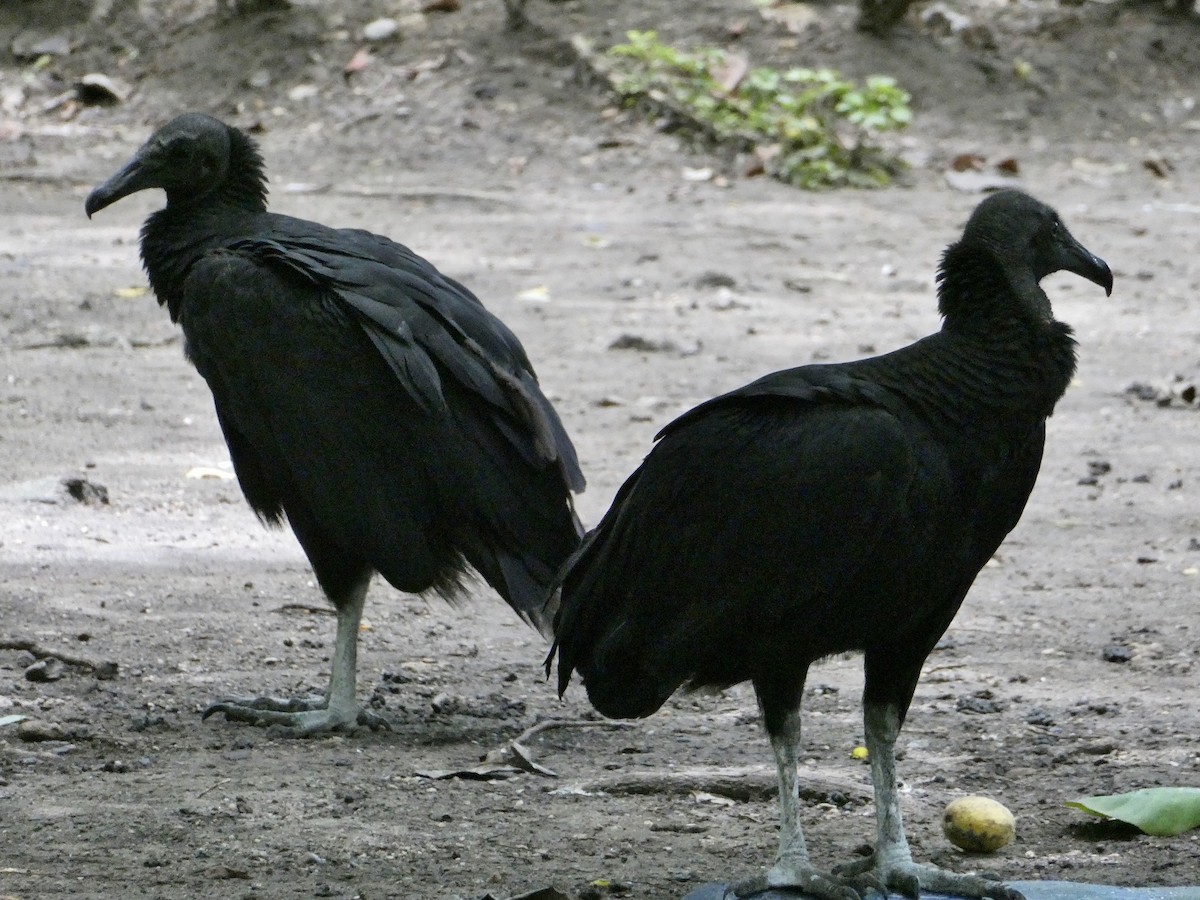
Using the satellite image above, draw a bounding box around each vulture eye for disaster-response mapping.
[162,141,192,166]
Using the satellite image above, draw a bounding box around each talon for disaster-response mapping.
[844,872,887,897]
[356,709,392,731]
[895,872,921,899]
[832,855,875,878]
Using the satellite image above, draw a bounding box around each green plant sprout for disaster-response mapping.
[608,30,912,189]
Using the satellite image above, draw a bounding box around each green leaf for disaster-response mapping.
[1066,787,1200,837]
[602,31,910,190]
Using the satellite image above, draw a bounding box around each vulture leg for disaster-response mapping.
[203,576,389,734]
[728,698,859,900]
[834,701,1023,900]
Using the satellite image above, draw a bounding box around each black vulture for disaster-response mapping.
[549,191,1112,899]
[86,114,584,734]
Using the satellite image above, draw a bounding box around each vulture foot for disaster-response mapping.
[834,854,1023,900]
[725,861,861,900]
[202,695,390,734]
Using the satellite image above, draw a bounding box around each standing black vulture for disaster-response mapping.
[86,113,584,734]
[549,191,1111,899]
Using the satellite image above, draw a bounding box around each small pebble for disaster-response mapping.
[17,719,66,742]
[1025,707,1056,727]
[1102,643,1133,663]
[25,657,65,683]
[362,17,398,42]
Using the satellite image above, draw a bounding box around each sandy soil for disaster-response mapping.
[1,1,1198,898]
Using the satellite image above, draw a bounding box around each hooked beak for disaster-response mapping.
[85,152,160,218]
[1056,229,1113,297]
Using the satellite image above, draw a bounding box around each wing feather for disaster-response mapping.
[226,228,583,491]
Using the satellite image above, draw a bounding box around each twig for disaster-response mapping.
[0,638,116,676]
[275,603,334,616]
[481,719,638,778]
[512,718,636,745]
[569,766,871,805]
[196,778,232,798]
[922,663,968,674]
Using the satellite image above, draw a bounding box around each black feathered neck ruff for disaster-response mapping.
[935,239,1052,330]
[213,125,269,213]
[884,238,1079,429]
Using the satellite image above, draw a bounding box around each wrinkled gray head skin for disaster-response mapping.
[964,189,1113,297]
[85,113,235,216]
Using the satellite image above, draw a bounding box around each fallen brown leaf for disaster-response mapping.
[950,153,986,172]
[996,156,1020,175]
[710,52,749,94]
[343,47,373,77]
[1144,156,1173,178]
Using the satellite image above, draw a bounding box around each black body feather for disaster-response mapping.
[550,190,1110,732]
[88,114,583,635]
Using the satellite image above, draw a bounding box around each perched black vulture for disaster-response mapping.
[86,114,584,734]
[549,191,1111,899]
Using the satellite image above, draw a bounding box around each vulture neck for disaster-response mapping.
[140,135,268,323]
[865,245,1078,433]
[936,240,1051,328]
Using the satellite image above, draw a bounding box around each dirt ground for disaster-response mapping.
[1,1,1198,898]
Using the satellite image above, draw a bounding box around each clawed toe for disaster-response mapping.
[202,695,325,720]
[835,856,1024,900]
[840,870,888,898]
[726,867,861,900]
[832,851,887,897]
[201,695,389,734]
[356,708,391,731]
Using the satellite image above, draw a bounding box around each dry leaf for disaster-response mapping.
[416,764,524,780]
[1144,156,1173,178]
[710,53,748,94]
[343,47,373,77]
[76,73,127,105]
[949,153,986,172]
[481,741,558,777]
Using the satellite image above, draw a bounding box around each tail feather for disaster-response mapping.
[548,488,681,720]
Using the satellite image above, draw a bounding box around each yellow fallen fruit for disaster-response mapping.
[942,796,1015,852]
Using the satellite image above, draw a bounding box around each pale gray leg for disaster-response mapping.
[203,577,389,734]
[727,710,858,900]
[834,701,1022,900]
